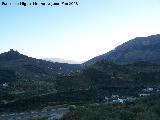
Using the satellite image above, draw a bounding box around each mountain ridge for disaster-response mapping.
[85,34,160,65]
[0,49,82,84]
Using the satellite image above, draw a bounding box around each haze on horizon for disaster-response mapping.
[1,0,160,62]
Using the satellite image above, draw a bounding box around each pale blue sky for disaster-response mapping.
[0,0,160,62]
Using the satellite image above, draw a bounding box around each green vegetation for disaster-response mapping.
[1,50,160,115]
[56,60,160,98]
[62,95,160,120]
[1,59,160,113]
[0,50,82,113]
[0,90,94,113]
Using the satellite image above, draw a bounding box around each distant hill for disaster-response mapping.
[0,49,82,84]
[43,58,82,64]
[85,34,160,65]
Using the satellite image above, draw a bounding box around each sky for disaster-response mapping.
[0,0,160,62]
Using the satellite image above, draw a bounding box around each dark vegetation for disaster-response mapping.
[1,57,160,113]
[56,60,160,98]
[0,50,82,113]
[62,95,160,120]
[0,35,160,120]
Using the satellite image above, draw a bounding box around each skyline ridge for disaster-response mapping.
[1,33,160,64]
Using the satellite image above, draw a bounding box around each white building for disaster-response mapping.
[118,98,124,103]
[139,93,150,97]
[2,83,8,87]
[112,95,119,98]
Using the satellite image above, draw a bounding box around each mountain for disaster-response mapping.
[85,34,160,65]
[0,49,27,62]
[1,52,160,113]
[43,58,82,64]
[0,49,82,84]
[56,60,160,98]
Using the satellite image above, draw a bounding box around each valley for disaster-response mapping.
[1,35,160,119]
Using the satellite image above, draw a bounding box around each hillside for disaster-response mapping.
[1,59,160,113]
[85,34,160,65]
[62,95,160,120]
[0,49,82,108]
[55,60,160,100]
[0,49,82,84]
[1,49,160,113]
